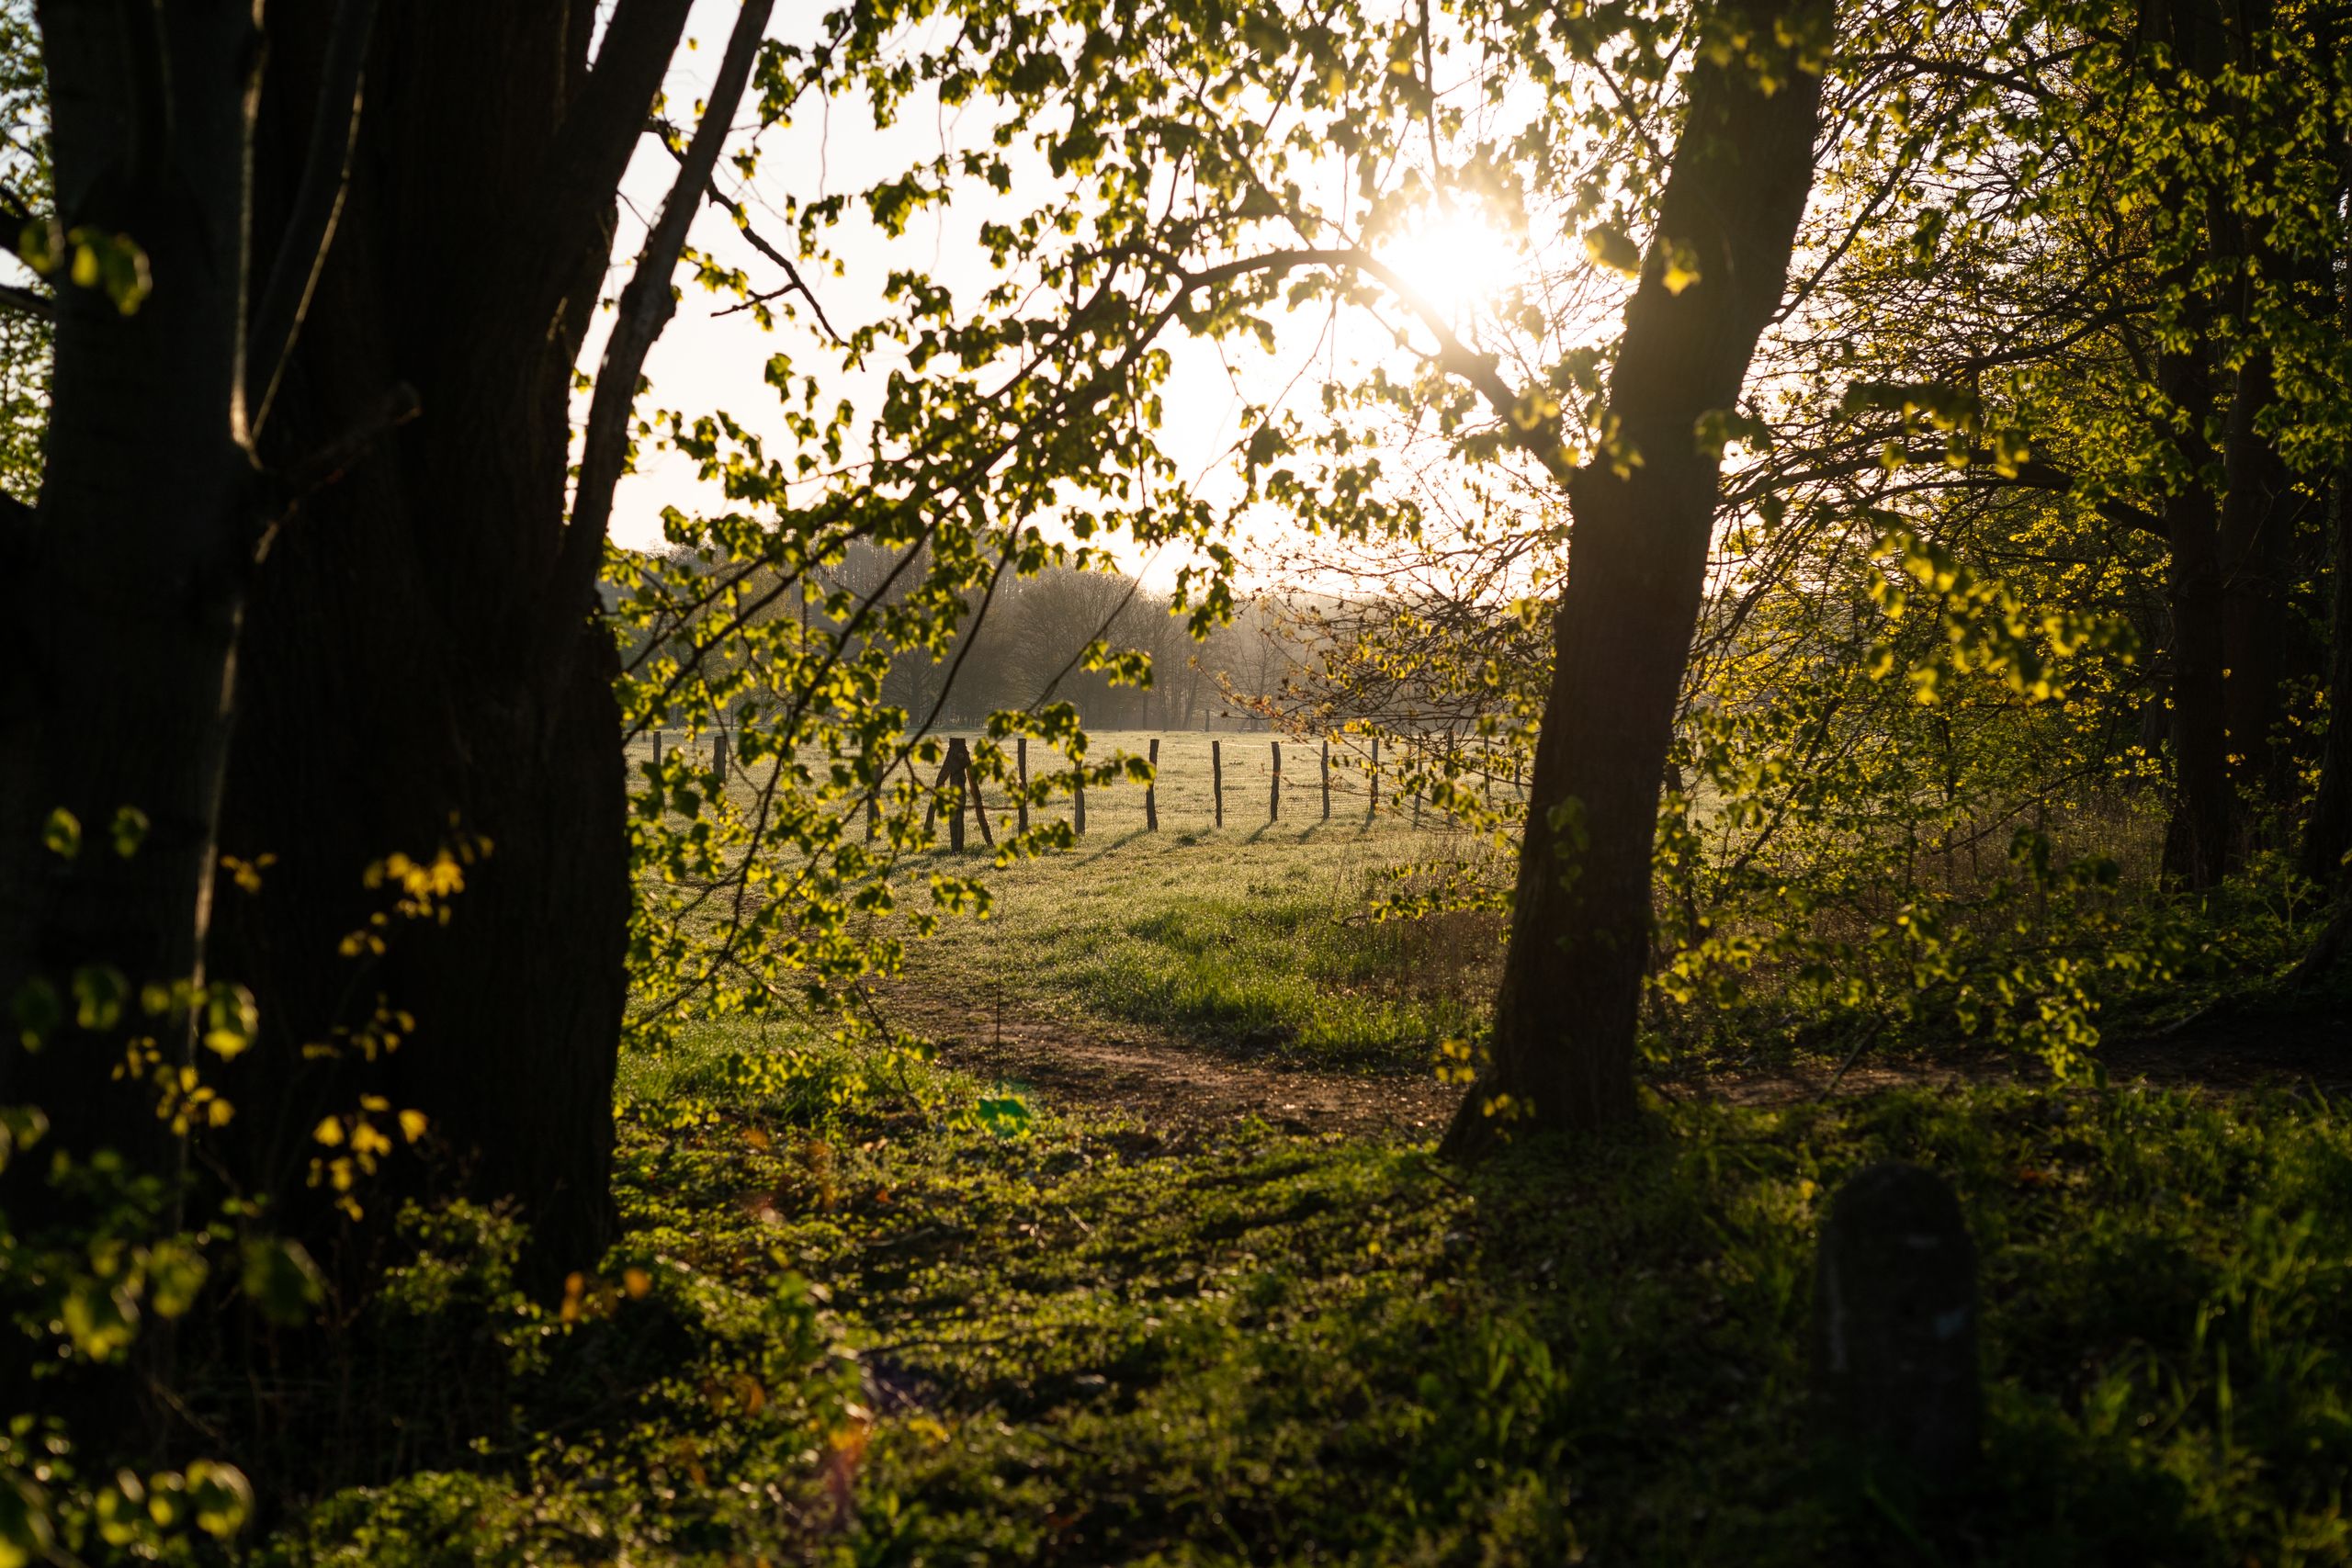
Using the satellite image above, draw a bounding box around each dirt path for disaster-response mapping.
[883,988,1458,1137]
[881,987,2351,1138]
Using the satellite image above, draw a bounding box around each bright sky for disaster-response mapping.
[599,4,1547,592]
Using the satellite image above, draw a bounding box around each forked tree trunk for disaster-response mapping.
[203,3,690,1276]
[1442,0,1830,1153]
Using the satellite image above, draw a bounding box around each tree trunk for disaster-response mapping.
[2214,0,2305,809]
[1442,0,1829,1153]
[2165,477,2235,887]
[2220,347,2298,800]
[3,3,261,1161]
[2299,174,2352,887]
[204,3,686,1277]
[2303,463,2352,886]
[2151,0,2235,887]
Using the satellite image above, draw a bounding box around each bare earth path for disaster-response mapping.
[881,987,1458,1136]
[883,985,2352,1137]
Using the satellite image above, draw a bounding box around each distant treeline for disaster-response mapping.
[628,541,1294,732]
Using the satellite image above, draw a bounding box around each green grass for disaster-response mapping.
[277,1021,2352,1566]
[893,730,1509,1069]
[280,773,2352,1563]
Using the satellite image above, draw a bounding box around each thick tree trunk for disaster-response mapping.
[4,5,255,1156]
[1442,0,1829,1152]
[0,1,277,1455]
[205,3,684,1277]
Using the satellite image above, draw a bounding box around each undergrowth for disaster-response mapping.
[267,1021,2352,1566]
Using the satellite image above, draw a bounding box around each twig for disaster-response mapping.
[652,117,844,344]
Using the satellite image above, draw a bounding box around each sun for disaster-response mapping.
[1375,214,1521,324]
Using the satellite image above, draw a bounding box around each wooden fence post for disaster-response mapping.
[652,730,662,767]
[713,728,727,785]
[1414,736,1425,827]
[1321,739,1331,820]
[1212,739,1224,827]
[865,779,879,842]
[944,737,970,852]
[1016,738,1030,836]
[1368,735,1380,819]
[1270,740,1282,823]
[1074,762,1086,836]
[967,748,995,849]
[1146,738,1159,831]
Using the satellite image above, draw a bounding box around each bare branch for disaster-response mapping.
[0,283,51,319]
[542,0,774,679]
[521,0,695,325]
[245,0,381,446]
[650,118,844,344]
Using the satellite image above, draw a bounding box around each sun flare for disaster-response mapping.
[1375,214,1521,323]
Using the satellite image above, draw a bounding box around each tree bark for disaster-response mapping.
[1442,0,1829,1152]
[2219,347,2298,799]
[2298,149,2352,887]
[206,2,691,1277]
[2150,0,2236,887]
[4,4,258,1156]
[2213,0,2307,810]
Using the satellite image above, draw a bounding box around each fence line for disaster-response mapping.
[640,728,1522,847]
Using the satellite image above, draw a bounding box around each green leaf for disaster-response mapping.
[0,1475,56,1568]
[200,982,259,1060]
[10,979,60,1052]
[62,1280,140,1359]
[71,964,128,1032]
[0,1105,48,1174]
[182,1461,253,1540]
[145,1240,209,1319]
[240,1236,325,1325]
[973,1093,1035,1138]
[1582,224,1641,276]
[110,806,151,857]
[40,807,79,859]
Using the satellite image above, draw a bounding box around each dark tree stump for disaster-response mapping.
[1811,1162,1982,1484]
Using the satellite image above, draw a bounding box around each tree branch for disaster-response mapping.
[244,0,381,446]
[0,282,51,319]
[1732,443,2169,538]
[521,0,696,326]
[541,0,773,680]
[650,118,843,344]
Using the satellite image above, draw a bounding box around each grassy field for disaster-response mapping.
[631,726,1518,1071]
[266,763,2352,1565]
[899,728,1509,1070]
